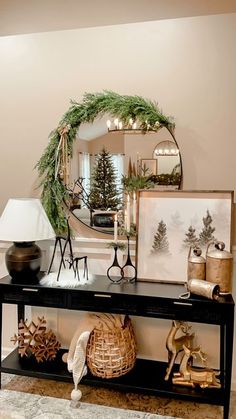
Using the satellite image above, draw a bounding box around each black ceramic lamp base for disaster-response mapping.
[6,242,41,283]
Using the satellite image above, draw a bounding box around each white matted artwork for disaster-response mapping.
[136,190,233,284]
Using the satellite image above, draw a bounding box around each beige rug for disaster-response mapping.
[1,374,227,419]
[0,389,180,419]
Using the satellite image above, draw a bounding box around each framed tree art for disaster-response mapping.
[136,190,233,284]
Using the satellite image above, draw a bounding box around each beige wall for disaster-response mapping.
[87,132,124,155]
[1,13,236,213]
[1,13,236,385]
[123,129,176,174]
[77,139,89,153]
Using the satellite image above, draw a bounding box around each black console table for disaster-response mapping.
[0,274,234,419]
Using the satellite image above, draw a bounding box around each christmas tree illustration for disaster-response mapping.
[152,220,169,253]
[170,211,184,229]
[89,147,121,210]
[199,209,216,246]
[183,225,199,247]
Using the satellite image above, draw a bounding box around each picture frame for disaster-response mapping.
[136,190,233,284]
[141,159,157,175]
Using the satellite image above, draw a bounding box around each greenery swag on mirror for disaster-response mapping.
[37,91,175,234]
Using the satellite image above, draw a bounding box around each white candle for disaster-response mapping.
[126,194,131,233]
[114,213,118,241]
[133,191,136,225]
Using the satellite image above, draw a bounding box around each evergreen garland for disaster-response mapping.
[36,91,174,233]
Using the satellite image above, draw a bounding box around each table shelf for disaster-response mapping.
[1,348,224,406]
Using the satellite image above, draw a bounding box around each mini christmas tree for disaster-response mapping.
[199,210,216,246]
[89,147,121,210]
[152,220,169,253]
[183,225,199,247]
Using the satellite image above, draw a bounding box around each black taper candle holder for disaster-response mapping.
[107,246,124,283]
[121,236,137,282]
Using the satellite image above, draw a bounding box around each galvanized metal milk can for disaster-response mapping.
[206,241,233,294]
[187,246,206,281]
[187,278,220,300]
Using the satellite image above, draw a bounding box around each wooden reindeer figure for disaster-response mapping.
[172,345,221,388]
[165,320,195,381]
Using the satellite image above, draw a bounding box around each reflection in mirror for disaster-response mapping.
[68,124,182,234]
[151,138,181,185]
[37,91,182,235]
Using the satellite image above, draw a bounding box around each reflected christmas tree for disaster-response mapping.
[90,147,121,210]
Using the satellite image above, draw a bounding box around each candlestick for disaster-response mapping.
[107,245,123,283]
[137,152,141,175]
[126,194,131,233]
[114,213,118,241]
[132,192,136,225]
[124,209,127,231]
[121,235,137,282]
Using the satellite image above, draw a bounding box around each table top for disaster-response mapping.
[0,274,234,306]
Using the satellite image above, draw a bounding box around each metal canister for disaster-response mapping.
[206,241,233,295]
[187,278,220,300]
[187,246,206,281]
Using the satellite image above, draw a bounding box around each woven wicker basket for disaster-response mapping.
[86,314,136,379]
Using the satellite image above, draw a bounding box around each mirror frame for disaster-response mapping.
[37,91,178,234]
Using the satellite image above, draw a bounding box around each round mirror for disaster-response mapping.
[37,91,182,236]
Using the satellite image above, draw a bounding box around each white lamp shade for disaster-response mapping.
[0,198,55,242]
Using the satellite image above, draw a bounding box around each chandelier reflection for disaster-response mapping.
[154,140,179,156]
[106,118,159,134]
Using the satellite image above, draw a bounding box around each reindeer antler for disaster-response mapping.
[191,346,208,365]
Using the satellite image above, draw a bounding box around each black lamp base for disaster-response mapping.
[6,242,41,283]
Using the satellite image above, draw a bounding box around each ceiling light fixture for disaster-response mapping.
[106,118,159,134]
[154,140,179,156]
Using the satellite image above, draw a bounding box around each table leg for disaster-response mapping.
[223,313,234,419]
[0,302,2,389]
[17,304,25,324]
[220,324,225,383]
